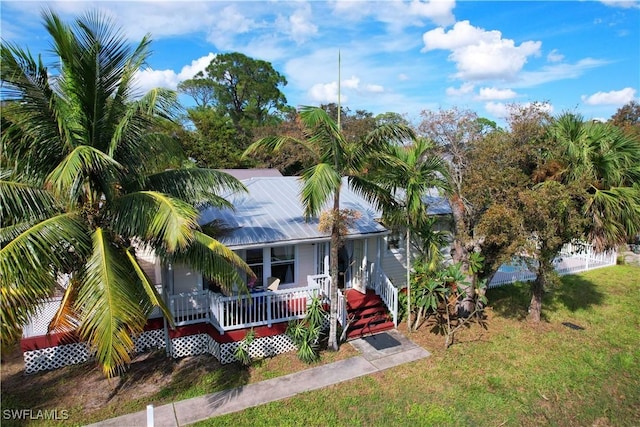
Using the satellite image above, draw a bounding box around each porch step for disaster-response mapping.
[344,289,395,340]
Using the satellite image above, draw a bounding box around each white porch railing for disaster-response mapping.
[207,285,320,333]
[308,274,331,304]
[170,290,210,326]
[371,267,399,327]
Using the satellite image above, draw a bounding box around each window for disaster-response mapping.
[387,229,403,251]
[271,246,295,284]
[246,248,264,288]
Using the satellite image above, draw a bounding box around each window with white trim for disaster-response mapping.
[387,228,404,252]
[271,246,296,284]
[246,248,264,288]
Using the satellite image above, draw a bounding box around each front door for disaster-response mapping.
[351,240,367,294]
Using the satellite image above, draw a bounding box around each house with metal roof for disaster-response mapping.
[20,173,453,373]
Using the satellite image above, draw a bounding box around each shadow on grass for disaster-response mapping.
[487,274,605,322]
[0,349,251,427]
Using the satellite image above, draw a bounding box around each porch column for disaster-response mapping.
[162,263,174,357]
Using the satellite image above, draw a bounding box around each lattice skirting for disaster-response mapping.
[24,329,298,373]
[24,343,90,374]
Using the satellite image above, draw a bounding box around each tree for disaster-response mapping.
[370,138,449,330]
[244,106,414,350]
[0,10,253,376]
[202,52,288,130]
[417,108,490,314]
[609,100,640,139]
[177,76,217,109]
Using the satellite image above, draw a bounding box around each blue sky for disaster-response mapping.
[2,1,639,125]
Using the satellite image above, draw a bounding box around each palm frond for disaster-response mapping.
[76,227,151,377]
[0,180,59,225]
[170,231,253,295]
[45,145,122,202]
[142,168,246,207]
[48,277,80,334]
[124,247,173,322]
[300,163,341,218]
[111,191,198,253]
[0,213,90,285]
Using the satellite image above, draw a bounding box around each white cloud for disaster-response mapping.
[547,49,564,63]
[332,0,456,29]
[408,0,457,27]
[422,20,541,81]
[599,0,640,9]
[446,82,475,97]
[484,101,510,118]
[513,58,607,88]
[475,87,518,101]
[134,53,216,93]
[398,73,409,81]
[365,84,385,93]
[206,5,256,48]
[581,87,637,105]
[277,4,318,44]
[309,81,344,104]
[343,76,361,89]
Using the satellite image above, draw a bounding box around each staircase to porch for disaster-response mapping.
[344,289,395,340]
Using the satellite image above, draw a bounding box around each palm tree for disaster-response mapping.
[244,106,414,350]
[526,113,640,322]
[0,10,252,376]
[370,138,449,330]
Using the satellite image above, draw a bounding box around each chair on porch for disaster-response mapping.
[267,277,280,291]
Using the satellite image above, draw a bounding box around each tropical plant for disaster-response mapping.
[245,106,414,350]
[522,113,640,321]
[286,295,326,363]
[0,10,253,376]
[233,328,256,366]
[369,138,449,329]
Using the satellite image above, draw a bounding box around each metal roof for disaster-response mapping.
[199,176,451,249]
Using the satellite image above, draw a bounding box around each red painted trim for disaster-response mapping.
[20,320,292,351]
[21,332,80,352]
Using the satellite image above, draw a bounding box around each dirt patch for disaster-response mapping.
[1,343,358,426]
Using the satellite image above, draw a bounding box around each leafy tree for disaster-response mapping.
[201,52,288,130]
[417,107,494,314]
[0,10,253,376]
[369,138,449,330]
[244,106,414,350]
[177,76,217,109]
[609,100,640,139]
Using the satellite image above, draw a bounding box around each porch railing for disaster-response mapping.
[170,290,210,326]
[371,267,399,327]
[207,285,320,333]
[308,274,331,304]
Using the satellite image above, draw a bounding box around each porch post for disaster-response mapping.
[163,263,174,357]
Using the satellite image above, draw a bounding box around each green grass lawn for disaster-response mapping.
[193,265,640,426]
[2,266,638,426]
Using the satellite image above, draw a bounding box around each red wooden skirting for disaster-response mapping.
[21,319,290,351]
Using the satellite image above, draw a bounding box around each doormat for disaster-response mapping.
[363,332,401,350]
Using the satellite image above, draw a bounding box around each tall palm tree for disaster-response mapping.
[370,138,449,330]
[244,106,414,350]
[0,10,252,376]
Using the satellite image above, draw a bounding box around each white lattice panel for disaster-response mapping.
[171,334,208,358]
[208,336,221,360]
[24,343,89,374]
[219,334,297,364]
[134,329,165,353]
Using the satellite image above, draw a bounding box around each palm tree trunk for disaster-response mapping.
[327,190,341,351]
[450,193,475,317]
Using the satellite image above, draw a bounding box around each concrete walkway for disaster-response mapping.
[88,330,430,427]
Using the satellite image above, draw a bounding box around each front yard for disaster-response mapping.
[2,265,639,426]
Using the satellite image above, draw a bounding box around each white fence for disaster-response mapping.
[488,244,617,288]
